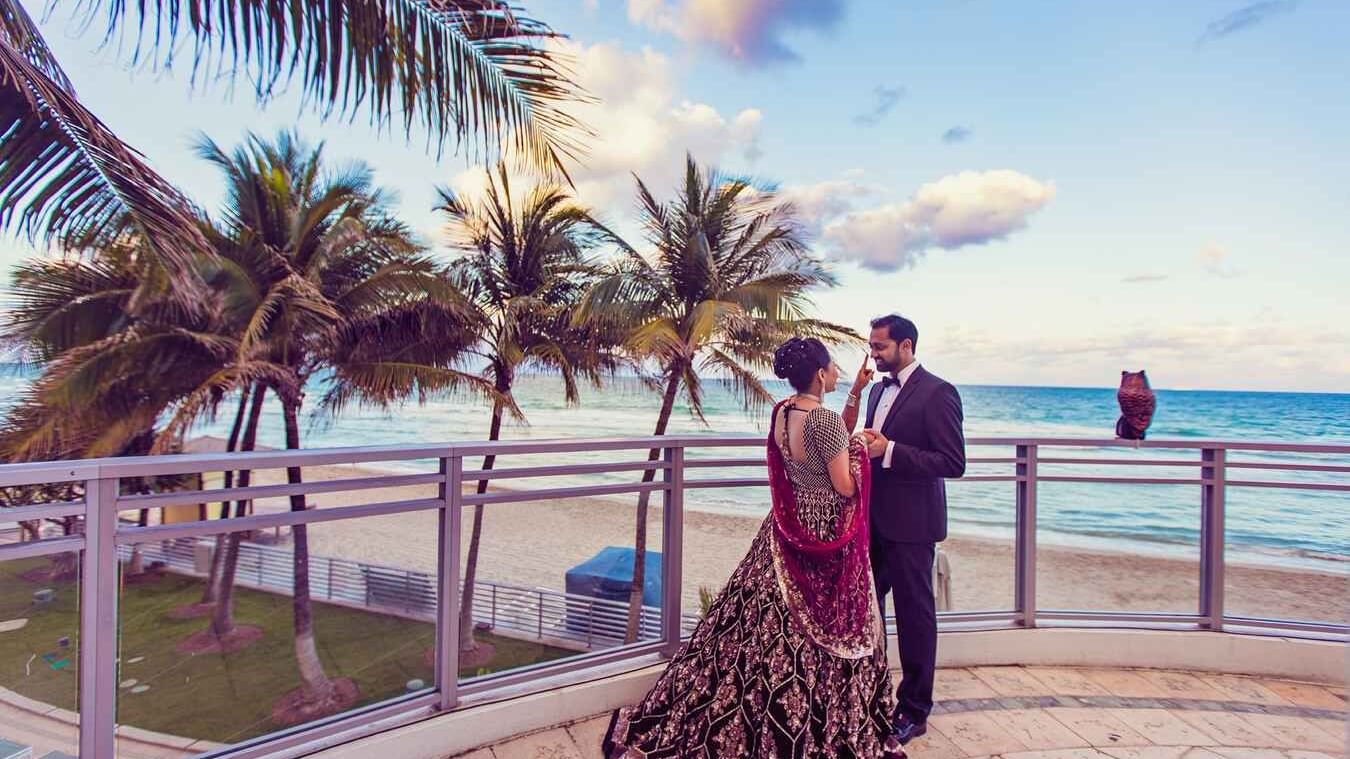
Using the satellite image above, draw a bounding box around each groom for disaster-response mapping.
[858,314,966,744]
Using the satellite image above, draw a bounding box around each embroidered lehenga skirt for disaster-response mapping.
[604,412,900,758]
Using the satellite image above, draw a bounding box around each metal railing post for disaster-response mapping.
[660,445,685,657]
[1201,447,1226,630]
[1015,444,1038,627]
[79,476,119,759]
[436,453,463,710]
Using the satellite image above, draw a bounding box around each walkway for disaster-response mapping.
[452,666,1347,759]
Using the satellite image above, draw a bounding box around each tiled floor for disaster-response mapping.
[451,667,1347,759]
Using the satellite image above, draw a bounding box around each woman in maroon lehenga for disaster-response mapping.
[604,338,903,758]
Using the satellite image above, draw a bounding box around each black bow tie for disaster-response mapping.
[881,376,901,389]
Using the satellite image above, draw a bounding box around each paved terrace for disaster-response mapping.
[451,666,1347,759]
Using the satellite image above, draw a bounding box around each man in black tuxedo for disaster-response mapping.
[855,314,966,744]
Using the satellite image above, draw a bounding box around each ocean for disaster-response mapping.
[2,369,1347,571]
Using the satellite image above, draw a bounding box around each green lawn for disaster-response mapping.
[0,557,574,743]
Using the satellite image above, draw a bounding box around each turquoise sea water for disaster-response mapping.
[2,369,1346,570]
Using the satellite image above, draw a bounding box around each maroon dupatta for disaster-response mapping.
[766,400,879,659]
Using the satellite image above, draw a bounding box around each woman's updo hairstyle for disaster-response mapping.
[773,337,831,393]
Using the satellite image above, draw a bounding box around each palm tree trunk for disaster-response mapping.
[202,386,252,605]
[283,397,335,703]
[128,506,149,575]
[625,369,683,643]
[458,394,506,653]
[211,384,266,639]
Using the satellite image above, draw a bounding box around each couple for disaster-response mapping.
[604,314,967,758]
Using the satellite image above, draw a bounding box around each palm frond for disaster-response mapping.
[721,272,819,322]
[152,361,293,452]
[3,255,137,357]
[687,299,741,351]
[0,34,209,292]
[319,361,498,416]
[786,317,863,346]
[0,0,72,89]
[69,0,592,178]
[626,317,684,361]
[679,360,706,424]
[702,348,774,414]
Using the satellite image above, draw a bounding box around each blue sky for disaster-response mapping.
[4,0,1347,392]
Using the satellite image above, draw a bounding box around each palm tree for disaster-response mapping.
[435,164,622,658]
[0,240,280,461]
[577,155,857,642]
[0,235,282,584]
[187,130,489,720]
[1,0,588,303]
[195,383,254,608]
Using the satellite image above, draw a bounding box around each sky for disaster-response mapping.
[4,0,1348,392]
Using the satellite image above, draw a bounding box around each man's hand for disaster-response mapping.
[864,429,889,458]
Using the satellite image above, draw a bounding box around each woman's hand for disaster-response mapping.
[851,356,874,395]
[863,429,889,459]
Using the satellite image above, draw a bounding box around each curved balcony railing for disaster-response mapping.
[0,436,1344,758]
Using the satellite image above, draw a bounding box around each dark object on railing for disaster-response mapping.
[1116,370,1156,440]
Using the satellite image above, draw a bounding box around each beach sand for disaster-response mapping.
[176,454,1347,626]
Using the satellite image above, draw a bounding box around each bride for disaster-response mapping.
[604,337,902,758]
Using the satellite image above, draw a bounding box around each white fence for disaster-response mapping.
[117,538,699,650]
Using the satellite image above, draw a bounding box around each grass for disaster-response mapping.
[0,556,574,743]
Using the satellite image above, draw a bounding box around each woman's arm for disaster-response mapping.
[842,394,860,433]
[827,448,856,497]
[841,357,874,433]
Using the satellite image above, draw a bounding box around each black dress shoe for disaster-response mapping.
[891,714,927,745]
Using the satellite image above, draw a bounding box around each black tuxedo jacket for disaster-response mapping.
[864,365,966,543]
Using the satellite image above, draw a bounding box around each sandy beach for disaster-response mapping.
[177,451,1347,626]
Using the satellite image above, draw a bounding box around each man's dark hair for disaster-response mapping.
[870,314,918,353]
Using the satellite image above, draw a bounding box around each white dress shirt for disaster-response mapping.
[873,361,920,469]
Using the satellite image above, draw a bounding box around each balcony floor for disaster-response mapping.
[454,666,1346,759]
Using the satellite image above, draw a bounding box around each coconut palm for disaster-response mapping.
[434,164,623,657]
[186,129,489,719]
[1,0,587,304]
[0,239,281,461]
[0,233,285,581]
[577,155,857,642]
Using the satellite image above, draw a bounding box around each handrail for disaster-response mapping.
[0,434,1343,759]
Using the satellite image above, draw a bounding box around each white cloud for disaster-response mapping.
[933,322,1350,392]
[819,170,1056,271]
[555,40,765,215]
[776,175,881,237]
[441,40,766,244]
[628,0,844,65]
